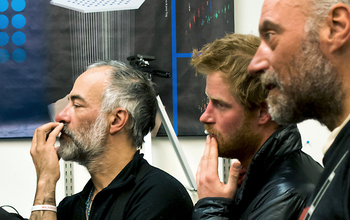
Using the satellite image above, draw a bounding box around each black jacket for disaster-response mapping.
[193,125,323,220]
[57,151,193,220]
[300,120,350,219]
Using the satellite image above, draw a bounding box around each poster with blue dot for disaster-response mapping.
[0,0,233,138]
[0,1,26,63]
[0,0,72,137]
[0,0,47,137]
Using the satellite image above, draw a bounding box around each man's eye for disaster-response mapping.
[213,100,224,108]
[216,103,223,107]
[265,33,271,40]
[265,32,275,42]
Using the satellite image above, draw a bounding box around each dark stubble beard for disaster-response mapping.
[261,33,345,131]
[204,114,263,161]
[57,113,109,171]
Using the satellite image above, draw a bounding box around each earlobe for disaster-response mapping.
[258,101,271,125]
[109,108,129,134]
[324,3,350,53]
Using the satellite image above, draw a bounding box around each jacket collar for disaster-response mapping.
[235,124,302,203]
[79,150,144,199]
[251,124,302,172]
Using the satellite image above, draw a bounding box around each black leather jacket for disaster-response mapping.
[193,125,323,220]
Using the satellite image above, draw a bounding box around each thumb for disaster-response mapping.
[226,159,242,197]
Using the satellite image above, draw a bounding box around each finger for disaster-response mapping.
[203,136,219,178]
[197,135,211,185]
[202,135,211,159]
[32,128,37,146]
[226,159,241,196]
[46,123,64,144]
[209,136,218,157]
[196,157,202,185]
[208,136,219,167]
[36,122,61,145]
[200,135,212,170]
[30,129,38,157]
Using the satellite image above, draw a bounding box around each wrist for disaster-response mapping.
[31,205,57,213]
[37,176,58,186]
[34,179,57,206]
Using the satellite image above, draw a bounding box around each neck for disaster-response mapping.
[325,59,350,131]
[330,97,350,131]
[335,76,350,130]
[88,139,137,193]
[240,122,279,170]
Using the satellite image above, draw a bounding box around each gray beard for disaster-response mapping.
[57,113,108,170]
[261,36,344,130]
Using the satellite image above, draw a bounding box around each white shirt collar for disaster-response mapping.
[322,113,350,154]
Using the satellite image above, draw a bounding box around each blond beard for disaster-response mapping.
[204,115,262,161]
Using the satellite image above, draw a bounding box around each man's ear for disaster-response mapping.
[109,108,129,134]
[258,101,271,125]
[322,3,350,53]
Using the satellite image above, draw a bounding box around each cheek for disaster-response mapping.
[272,40,298,67]
[73,117,96,132]
[217,115,243,134]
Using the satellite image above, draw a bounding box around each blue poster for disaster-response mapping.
[0,0,234,138]
[0,0,51,138]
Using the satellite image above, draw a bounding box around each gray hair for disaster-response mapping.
[307,0,350,34]
[87,60,157,148]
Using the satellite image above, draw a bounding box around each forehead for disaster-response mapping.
[206,72,237,101]
[260,0,310,31]
[206,72,229,91]
[70,66,111,104]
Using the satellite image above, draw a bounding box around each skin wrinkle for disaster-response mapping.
[203,94,263,162]
[261,28,345,130]
[29,61,161,220]
[58,112,109,173]
[249,0,346,130]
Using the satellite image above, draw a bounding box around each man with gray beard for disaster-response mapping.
[57,110,108,168]
[248,0,350,219]
[29,60,193,220]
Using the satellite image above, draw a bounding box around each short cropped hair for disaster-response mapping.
[307,0,350,34]
[87,60,157,148]
[191,33,268,111]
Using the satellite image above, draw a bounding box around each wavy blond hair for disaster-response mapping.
[191,33,267,111]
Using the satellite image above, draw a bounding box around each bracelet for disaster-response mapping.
[31,205,57,212]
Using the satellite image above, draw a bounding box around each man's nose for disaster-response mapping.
[55,105,70,123]
[248,45,270,77]
[199,102,214,124]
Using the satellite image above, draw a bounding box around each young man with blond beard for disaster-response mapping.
[191,33,322,220]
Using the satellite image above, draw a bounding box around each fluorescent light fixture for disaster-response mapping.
[50,0,145,13]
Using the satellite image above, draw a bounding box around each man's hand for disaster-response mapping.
[30,122,63,184]
[196,135,241,200]
[30,123,63,220]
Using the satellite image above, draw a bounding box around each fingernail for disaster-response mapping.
[231,158,242,168]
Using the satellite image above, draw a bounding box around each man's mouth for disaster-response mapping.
[204,129,217,139]
[261,70,280,91]
[59,131,71,140]
[59,131,66,137]
[264,83,277,91]
[209,133,217,138]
